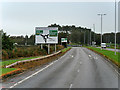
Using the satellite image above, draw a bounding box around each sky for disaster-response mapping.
[0,0,119,36]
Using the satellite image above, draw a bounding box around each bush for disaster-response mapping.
[2,45,63,60]
[2,50,9,60]
[2,33,14,50]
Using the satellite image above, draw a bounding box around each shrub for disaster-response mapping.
[2,50,9,60]
[2,45,63,60]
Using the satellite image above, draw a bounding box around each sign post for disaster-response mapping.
[35,27,58,54]
[48,44,50,54]
[41,44,43,49]
[55,44,56,52]
[61,38,67,48]
[61,38,67,43]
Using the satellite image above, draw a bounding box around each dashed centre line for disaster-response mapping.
[69,84,73,89]
[88,55,91,57]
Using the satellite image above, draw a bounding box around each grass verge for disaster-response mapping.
[61,47,71,53]
[0,56,42,68]
[0,68,17,76]
[87,47,120,67]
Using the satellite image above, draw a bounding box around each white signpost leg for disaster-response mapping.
[41,44,43,49]
[55,44,56,52]
[48,44,50,54]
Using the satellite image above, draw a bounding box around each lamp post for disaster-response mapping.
[84,31,86,45]
[93,24,95,42]
[97,13,106,50]
[115,0,117,55]
[90,29,91,46]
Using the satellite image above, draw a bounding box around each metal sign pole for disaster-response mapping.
[55,44,56,52]
[48,44,50,54]
[41,44,43,49]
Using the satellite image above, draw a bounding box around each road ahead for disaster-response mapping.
[2,47,119,88]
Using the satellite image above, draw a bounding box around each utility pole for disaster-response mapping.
[98,13,106,50]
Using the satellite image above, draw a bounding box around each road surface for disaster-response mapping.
[105,48,120,52]
[2,47,119,89]
[97,47,120,52]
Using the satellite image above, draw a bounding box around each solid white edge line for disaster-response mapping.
[9,60,57,88]
[114,69,120,76]
[92,50,120,76]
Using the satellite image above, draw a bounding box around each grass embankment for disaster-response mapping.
[61,47,71,53]
[0,47,71,79]
[87,47,120,67]
[0,56,42,68]
[0,68,17,75]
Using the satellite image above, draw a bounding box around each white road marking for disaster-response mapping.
[87,48,120,76]
[94,53,120,76]
[105,61,120,76]
[94,57,98,59]
[9,60,58,88]
[71,55,74,58]
[77,70,80,72]
[80,62,82,65]
[88,55,91,57]
[69,84,73,89]
[114,69,120,76]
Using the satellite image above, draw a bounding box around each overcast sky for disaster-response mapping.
[0,0,119,36]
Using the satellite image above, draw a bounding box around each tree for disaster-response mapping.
[2,33,14,50]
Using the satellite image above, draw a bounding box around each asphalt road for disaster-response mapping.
[105,48,120,52]
[97,47,120,52]
[2,47,119,89]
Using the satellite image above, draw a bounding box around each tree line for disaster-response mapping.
[1,23,120,50]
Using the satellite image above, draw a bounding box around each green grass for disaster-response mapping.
[0,68,17,76]
[61,47,71,53]
[0,56,42,67]
[87,47,120,63]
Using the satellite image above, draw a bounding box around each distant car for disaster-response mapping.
[106,45,110,47]
[101,43,106,48]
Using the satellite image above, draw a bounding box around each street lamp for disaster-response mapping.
[93,24,95,42]
[115,0,117,55]
[90,29,91,46]
[84,31,86,45]
[97,13,106,50]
